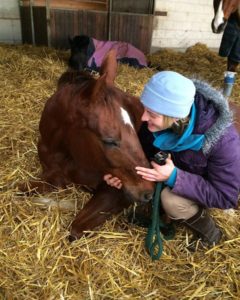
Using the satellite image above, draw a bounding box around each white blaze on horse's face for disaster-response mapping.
[213,0,225,31]
[120,107,134,129]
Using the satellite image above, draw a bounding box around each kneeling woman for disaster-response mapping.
[104,71,240,247]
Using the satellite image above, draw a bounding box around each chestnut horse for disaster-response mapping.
[26,50,154,240]
[211,0,240,71]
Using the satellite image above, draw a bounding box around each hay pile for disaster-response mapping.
[0,43,240,300]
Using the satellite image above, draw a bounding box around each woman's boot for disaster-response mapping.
[183,208,222,248]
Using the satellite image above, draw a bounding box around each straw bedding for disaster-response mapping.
[0,43,239,300]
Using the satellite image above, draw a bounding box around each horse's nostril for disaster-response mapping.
[142,191,154,203]
[68,234,77,242]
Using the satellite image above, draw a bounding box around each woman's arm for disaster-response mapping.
[173,129,240,209]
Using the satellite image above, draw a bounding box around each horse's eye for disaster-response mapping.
[102,138,120,147]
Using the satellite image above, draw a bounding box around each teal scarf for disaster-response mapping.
[153,103,205,152]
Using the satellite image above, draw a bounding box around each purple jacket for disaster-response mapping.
[171,80,240,209]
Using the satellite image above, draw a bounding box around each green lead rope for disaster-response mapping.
[145,182,175,260]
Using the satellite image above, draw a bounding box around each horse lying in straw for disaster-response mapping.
[22,50,154,240]
[68,35,148,71]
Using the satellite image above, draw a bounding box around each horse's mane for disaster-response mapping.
[57,70,95,88]
[55,67,141,132]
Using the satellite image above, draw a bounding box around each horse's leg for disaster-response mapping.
[16,180,57,195]
[70,183,132,240]
[16,165,71,195]
[227,58,239,72]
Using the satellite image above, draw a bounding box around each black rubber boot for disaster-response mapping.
[183,208,222,249]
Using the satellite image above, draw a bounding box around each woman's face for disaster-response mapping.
[141,107,174,132]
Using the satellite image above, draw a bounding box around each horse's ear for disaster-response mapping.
[99,49,118,85]
[91,50,117,101]
[91,73,107,101]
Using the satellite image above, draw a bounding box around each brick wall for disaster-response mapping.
[0,0,222,51]
[0,0,21,44]
[151,0,222,52]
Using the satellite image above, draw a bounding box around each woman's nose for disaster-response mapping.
[141,110,148,122]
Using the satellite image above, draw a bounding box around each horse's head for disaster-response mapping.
[58,50,154,203]
[212,0,240,33]
[68,35,91,71]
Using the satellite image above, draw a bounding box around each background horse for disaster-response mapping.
[68,35,148,72]
[212,0,240,72]
[25,50,154,240]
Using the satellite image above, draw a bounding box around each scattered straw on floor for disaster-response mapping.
[0,43,239,300]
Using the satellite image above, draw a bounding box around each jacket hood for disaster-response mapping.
[192,79,233,155]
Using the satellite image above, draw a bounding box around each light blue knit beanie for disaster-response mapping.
[141,71,196,118]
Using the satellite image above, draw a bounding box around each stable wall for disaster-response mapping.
[0,0,222,52]
[0,0,21,44]
[152,0,222,52]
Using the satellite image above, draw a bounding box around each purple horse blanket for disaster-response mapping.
[88,38,147,69]
[68,35,148,71]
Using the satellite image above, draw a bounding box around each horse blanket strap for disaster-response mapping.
[145,182,175,260]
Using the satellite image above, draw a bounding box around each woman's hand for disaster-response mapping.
[103,174,122,189]
[135,155,175,182]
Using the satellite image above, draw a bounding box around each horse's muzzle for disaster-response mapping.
[124,187,153,204]
[140,190,154,203]
[211,18,227,33]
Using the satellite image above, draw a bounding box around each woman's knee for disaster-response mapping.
[161,187,177,216]
[161,187,199,220]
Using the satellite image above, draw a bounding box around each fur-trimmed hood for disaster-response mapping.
[192,79,233,155]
